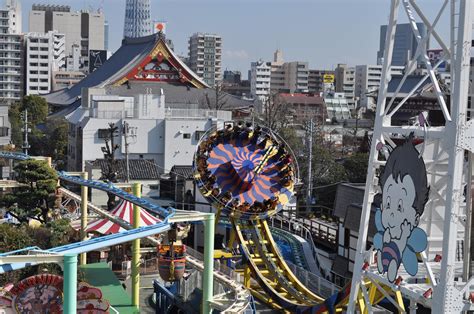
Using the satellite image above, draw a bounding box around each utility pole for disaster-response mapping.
[122,121,137,183]
[306,118,314,211]
[123,121,130,183]
[21,109,30,155]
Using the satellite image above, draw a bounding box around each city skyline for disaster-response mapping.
[18,0,449,74]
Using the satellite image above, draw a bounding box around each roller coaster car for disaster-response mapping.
[157,244,187,281]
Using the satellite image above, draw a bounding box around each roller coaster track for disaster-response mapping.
[60,188,252,313]
[0,152,252,313]
[1,152,362,312]
[233,218,354,313]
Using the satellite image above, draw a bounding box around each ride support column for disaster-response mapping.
[132,183,142,308]
[80,172,88,265]
[63,254,78,313]
[202,213,215,314]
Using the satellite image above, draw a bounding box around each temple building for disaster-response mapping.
[44,32,253,172]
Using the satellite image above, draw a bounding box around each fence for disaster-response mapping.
[285,260,340,299]
[270,214,334,278]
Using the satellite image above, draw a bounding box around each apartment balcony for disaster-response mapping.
[165,108,232,121]
[90,109,136,119]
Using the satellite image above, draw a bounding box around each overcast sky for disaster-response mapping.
[19,0,450,77]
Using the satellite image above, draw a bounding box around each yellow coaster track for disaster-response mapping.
[233,218,324,311]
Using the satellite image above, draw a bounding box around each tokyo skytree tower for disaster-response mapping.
[123,0,153,38]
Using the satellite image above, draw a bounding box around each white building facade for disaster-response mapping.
[188,33,222,87]
[334,64,356,108]
[0,0,23,145]
[354,64,404,109]
[67,87,232,172]
[29,4,104,70]
[250,60,271,102]
[25,31,65,95]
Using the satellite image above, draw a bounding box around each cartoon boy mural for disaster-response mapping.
[373,133,430,283]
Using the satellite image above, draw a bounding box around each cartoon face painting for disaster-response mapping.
[373,133,429,283]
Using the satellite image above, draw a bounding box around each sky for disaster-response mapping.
[19,0,450,77]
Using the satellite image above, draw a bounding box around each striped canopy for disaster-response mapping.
[86,200,160,234]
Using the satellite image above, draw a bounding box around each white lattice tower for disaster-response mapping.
[347,0,473,313]
[123,0,153,38]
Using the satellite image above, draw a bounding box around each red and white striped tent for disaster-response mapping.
[86,200,160,234]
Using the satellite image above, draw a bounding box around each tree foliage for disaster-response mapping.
[30,118,69,170]
[8,96,68,168]
[9,95,49,146]
[1,160,58,223]
[343,152,369,183]
[0,220,79,285]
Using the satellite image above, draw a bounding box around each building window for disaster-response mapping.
[195,130,205,140]
[97,129,109,139]
[0,126,9,137]
[183,133,191,139]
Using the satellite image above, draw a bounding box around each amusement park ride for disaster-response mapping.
[0,0,473,313]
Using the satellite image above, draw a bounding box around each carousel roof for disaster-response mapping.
[86,200,160,234]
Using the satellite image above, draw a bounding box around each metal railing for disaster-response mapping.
[270,214,333,279]
[285,261,340,299]
[165,108,232,120]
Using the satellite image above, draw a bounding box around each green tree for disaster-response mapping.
[48,219,79,247]
[0,221,80,285]
[30,118,69,170]
[8,96,68,168]
[9,95,49,146]
[343,152,369,183]
[1,160,58,223]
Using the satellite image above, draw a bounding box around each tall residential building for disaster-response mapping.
[0,0,23,145]
[29,4,104,70]
[188,33,222,87]
[354,64,404,109]
[123,0,152,38]
[308,69,334,95]
[334,64,355,107]
[269,50,309,93]
[25,31,65,95]
[250,60,271,102]
[377,23,428,66]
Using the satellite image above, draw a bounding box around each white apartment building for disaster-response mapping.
[25,31,65,95]
[188,33,222,87]
[29,4,104,70]
[355,64,404,109]
[52,70,86,91]
[335,64,356,107]
[250,60,271,102]
[67,87,232,172]
[268,50,309,93]
[0,0,22,145]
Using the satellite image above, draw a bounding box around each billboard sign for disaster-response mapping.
[427,49,447,71]
[89,50,108,73]
[323,74,335,83]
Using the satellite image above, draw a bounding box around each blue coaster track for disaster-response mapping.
[0,151,175,273]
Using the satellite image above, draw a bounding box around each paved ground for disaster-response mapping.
[130,274,156,314]
[80,263,138,314]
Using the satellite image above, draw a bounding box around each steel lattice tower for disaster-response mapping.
[123,0,153,38]
[347,0,474,313]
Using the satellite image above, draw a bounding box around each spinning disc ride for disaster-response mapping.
[195,122,295,220]
[194,122,335,311]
